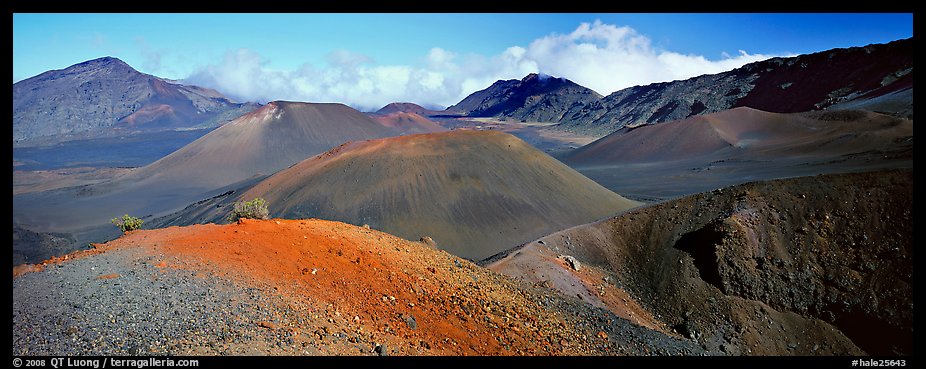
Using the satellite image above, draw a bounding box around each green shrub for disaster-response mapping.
[227,197,270,222]
[111,214,143,233]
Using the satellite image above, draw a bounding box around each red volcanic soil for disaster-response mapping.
[118,104,176,127]
[13,218,706,355]
[370,112,447,135]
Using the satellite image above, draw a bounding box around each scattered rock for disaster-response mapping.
[127,344,142,355]
[258,321,277,330]
[374,343,387,356]
[405,315,417,330]
[560,255,581,271]
[419,236,437,249]
[597,331,608,340]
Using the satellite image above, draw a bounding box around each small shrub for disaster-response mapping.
[111,214,143,233]
[227,197,270,223]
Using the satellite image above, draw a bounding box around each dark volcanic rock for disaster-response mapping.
[533,169,913,355]
[559,38,913,135]
[447,73,603,122]
[448,39,912,136]
[12,225,78,266]
[13,57,258,147]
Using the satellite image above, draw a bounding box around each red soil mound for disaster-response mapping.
[25,218,635,355]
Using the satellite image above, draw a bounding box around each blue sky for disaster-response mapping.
[12,13,913,110]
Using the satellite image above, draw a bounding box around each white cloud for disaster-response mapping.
[185,20,786,111]
[520,20,781,97]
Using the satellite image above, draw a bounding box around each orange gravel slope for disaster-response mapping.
[38,218,647,355]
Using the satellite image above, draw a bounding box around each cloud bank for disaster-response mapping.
[186,20,782,111]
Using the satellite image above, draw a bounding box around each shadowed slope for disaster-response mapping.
[162,130,638,261]
[501,170,912,355]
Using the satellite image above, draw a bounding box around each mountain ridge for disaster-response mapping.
[13,56,259,147]
[448,38,912,136]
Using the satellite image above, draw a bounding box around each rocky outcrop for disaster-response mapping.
[447,73,603,123]
[525,169,913,355]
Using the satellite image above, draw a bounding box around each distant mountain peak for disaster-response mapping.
[375,102,439,115]
[13,56,258,147]
[522,72,559,83]
[447,73,601,121]
[70,56,134,71]
[89,56,127,64]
